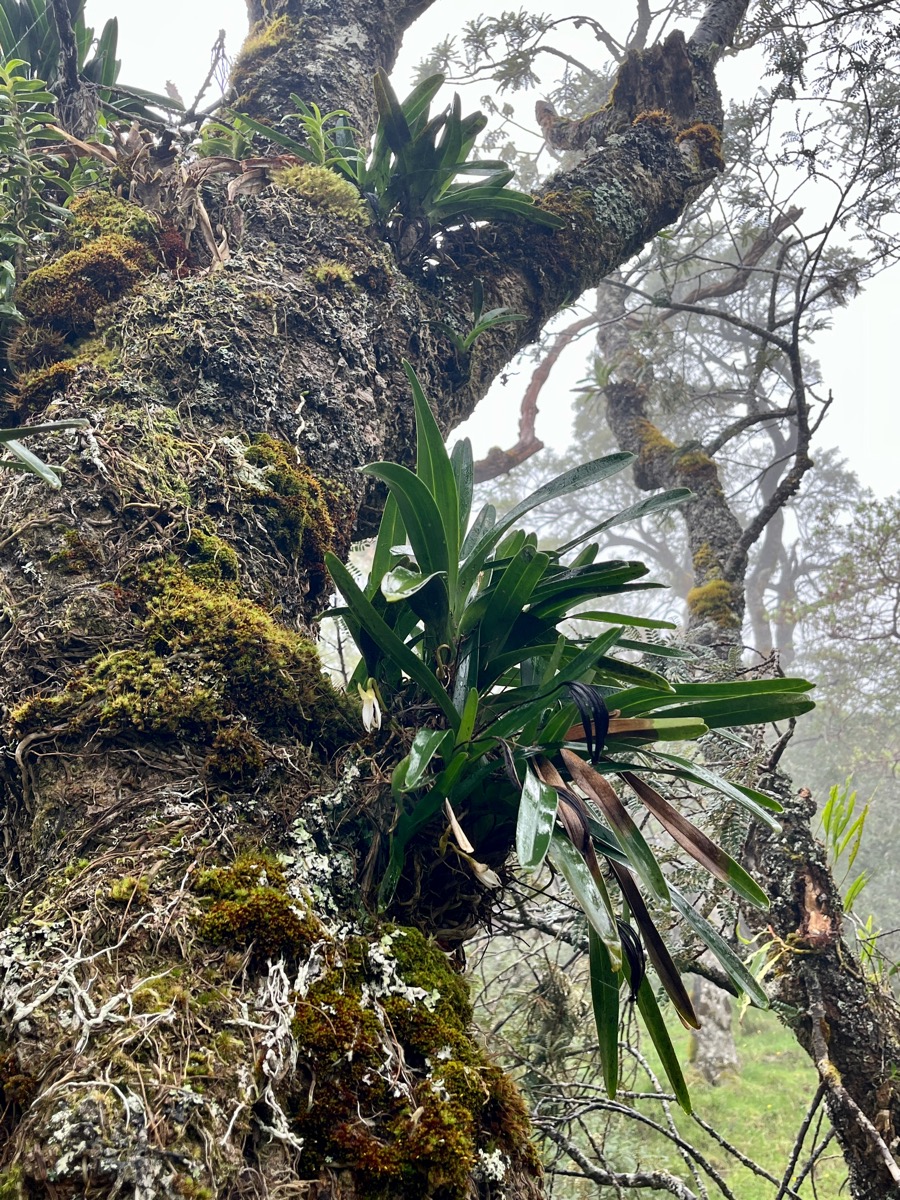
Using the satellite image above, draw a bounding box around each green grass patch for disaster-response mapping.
[627,1007,846,1199]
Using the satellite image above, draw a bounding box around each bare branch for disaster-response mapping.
[473,314,597,484]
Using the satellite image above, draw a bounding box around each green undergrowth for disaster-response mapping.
[628,1010,846,1200]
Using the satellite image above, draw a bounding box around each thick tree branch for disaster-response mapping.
[234,0,438,142]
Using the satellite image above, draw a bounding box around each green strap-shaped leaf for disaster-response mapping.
[555,488,693,556]
[477,547,550,665]
[615,677,814,716]
[561,750,669,904]
[516,765,559,871]
[403,728,453,791]
[373,67,413,154]
[615,638,694,659]
[326,553,458,727]
[573,611,677,630]
[588,925,620,1099]
[634,973,692,1113]
[548,831,621,969]
[455,686,479,742]
[361,461,449,579]
[404,361,460,586]
[612,862,698,1028]
[368,492,405,597]
[648,749,783,829]
[459,453,634,594]
[450,438,474,543]
[0,419,87,440]
[669,887,769,1009]
[3,438,61,487]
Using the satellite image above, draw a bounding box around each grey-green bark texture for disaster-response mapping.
[5,0,896,1197]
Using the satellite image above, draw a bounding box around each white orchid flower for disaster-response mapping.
[357,679,382,732]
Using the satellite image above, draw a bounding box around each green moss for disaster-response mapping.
[0,1165,23,1199]
[12,359,78,407]
[632,108,675,132]
[686,579,740,628]
[5,322,68,372]
[675,122,725,171]
[195,852,286,897]
[201,891,319,958]
[11,559,351,745]
[184,528,240,588]
[676,449,716,476]
[66,191,159,248]
[388,926,472,1027]
[108,875,149,904]
[231,15,292,89]
[634,417,676,475]
[203,726,265,787]
[132,977,191,1014]
[48,527,101,573]
[308,258,356,288]
[245,434,351,584]
[691,541,720,580]
[286,926,539,1198]
[272,163,370,224]
[195,853,321,959]
[174,1177,213,1200]
[16,234,155,339]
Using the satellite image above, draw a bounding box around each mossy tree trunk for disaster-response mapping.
[0,1,799,1196]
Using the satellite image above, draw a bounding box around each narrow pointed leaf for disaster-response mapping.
[455,687,479,741]
[4,439,61,487]
[373,67,412,153]
[404,361,460,578]
[649,749,783,828]
[555,488,693,556]
[561,750,669,904]
[548,831,621,969]
[326,553,458,726]
[368,492,405,596]
[461,502,496,559]
[478,548,550,663]
[566,610,677,630]
[361,462,448,578]
[404,728,453,790]
[611,862,697,1028]
[459,453,634,590]
[669,887,769,1008]
[588,925,620,1098]
[633,972,692,1113]
[621,771,769,909]
[450,438,474,542]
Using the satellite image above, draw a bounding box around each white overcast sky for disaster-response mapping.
[84,0,898,497]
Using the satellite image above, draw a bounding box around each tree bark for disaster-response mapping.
[744,778,900,1200]
[0,3,749,1197]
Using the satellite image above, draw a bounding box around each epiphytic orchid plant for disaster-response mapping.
[325,364,814,1109]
